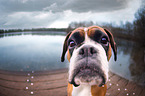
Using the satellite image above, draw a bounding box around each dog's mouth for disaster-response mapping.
[69,65,106,87]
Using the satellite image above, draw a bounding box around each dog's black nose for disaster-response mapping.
[79,45,97,57]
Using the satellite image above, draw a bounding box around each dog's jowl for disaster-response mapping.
[61,26,117,96]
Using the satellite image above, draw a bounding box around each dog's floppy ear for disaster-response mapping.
[104,29,117,61]
[61,31,72,62]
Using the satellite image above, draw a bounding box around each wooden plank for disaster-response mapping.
[0,68,68,76]
[112,77,128,96]
[0,69,144,96]
[30,73,67,82]
[140,89,145,96]
[0,78,67,90]
[0,72,67,82]
[108,71,115,78]
[0,74,27,82]
[0,93,6,96]
[109,74,121,83]
[132,85,143,96]
[0,70,28,76]
[0,86,30,96]
[0,85,67,96]
[26,79,67,90]
[118,81,141,96]
[107,73,121,90]
[34,68,68,75]
[107,76,129,96]
[107,78,121,95]
[34,87,67,96]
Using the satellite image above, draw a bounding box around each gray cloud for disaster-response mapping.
[0,0,142,29]
[0,0,128,14]
[1,11,63,29]
[0,0,54,13]
[60,0,128,12]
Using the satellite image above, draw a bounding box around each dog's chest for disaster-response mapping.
[72,85,92,96]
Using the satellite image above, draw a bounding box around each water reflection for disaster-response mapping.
[129,43,145,86]
[109,38,145,86]
[0,31,66,38]
[0,32,68,71]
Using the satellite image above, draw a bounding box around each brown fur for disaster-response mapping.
[107,44,112,61]
[87,26,108,37]
[67,83,107,96]
[91,84,107,96]
[67,83,73,96]
[67,50,71,62]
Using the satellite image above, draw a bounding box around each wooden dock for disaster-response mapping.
[0,69,144,96]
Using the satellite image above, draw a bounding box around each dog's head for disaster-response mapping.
[61,26,117,87]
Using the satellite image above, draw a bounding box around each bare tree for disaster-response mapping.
[133,6,145,42]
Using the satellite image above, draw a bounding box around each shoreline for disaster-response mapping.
[1,31,143,45]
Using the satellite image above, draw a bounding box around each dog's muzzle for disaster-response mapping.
[70,64,106,87]
[69,45,108,87]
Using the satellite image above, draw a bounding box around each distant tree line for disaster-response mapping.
[133,6,145,42]
[0,28,66,33]
[66,6,145,43]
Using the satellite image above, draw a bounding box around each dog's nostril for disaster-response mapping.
[79,46,97,56]
[79,49,84,55]
[90,47,96,54]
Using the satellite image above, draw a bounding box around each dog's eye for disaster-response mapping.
[69,40,76,48]
[101,37,108,46]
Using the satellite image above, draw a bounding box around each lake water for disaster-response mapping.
[0,32,144,86]
[0,32,68,71]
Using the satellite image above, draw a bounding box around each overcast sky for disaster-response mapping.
[0,0,143,29]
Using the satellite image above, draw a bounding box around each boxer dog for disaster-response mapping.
[61,26,117,96]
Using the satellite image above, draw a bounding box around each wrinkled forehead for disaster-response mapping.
[69,26,108,40]
[87,26,108,36]
[69,27,85,38]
